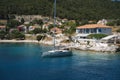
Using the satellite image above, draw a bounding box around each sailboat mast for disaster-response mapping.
[53,0,56,49]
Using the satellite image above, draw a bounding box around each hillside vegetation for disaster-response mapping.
[0,0,120,20]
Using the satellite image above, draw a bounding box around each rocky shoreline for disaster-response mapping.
[0,40,120,53]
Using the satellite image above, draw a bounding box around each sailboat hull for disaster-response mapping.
[42,50,72,58]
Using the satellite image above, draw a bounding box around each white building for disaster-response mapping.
[97,19,108,25]
[74,24,112,41]
[0,26,6,31]
[76,24,112,35]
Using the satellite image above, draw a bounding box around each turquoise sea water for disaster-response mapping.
[0,43,120,80]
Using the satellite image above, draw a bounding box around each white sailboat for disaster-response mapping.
[41,0,72,57]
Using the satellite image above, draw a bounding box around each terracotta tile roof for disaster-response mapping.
[0,26,6,28]
[77,24,111,29]
[50,27,62,34]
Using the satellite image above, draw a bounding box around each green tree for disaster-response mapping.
[36,35,46,42]
[21,18,25,24]
[0,30,6,39]
[116,19,120,26]
[107,19,120,26]
[36,35,43,42]
[38,19,43,26]
[63,21,76,35]
[116,28,120,32]
[42,28,47,33]
[11,30,25,40]
[0,0,120,20]
[33,28,41,34]
[106,21,115,26]
[7,19,21,28]
[80,20,89,25]
[32,19,43,26]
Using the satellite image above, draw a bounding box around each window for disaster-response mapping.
[98,28,101,32]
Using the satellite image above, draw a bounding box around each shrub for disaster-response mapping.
[33,28,41,34]
[36,35,45,41]
[88,34,108,39]
[11,30,25,40]
[0,30,6,39]
[116,29,120,32]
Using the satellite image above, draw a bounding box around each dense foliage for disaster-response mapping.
[88,34,108,39]
[31,19,43,26]
[10,30,25,40]
[32,28,47,34]
[116,28,120,32]
[63,21,76,35]
[0,0,120,20]
[6,19,21,28]
[36,35,45,41]
[106,19,120,26]
[0,30,6,39]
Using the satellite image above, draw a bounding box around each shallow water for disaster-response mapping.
[0,43,120,80]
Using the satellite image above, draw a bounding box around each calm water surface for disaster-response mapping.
[0,43,120,80]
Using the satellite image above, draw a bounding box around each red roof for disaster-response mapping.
[77,24,111,29]
[50,27,62,34]
[0,26,6,28]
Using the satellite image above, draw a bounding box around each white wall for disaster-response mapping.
[99,28,112,35]
[76,28,112,35]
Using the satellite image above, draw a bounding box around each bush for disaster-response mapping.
[28,31,34,34]
[107,19,120,26]
[36,35,46,42]
[88,34,108,39]
[16,33,25,40]
[0,30,6,39]
[33,28,41,34]
[106,21,115,26]
[7,19,21,28]
[116,29,120,32]
[11,30,25,40]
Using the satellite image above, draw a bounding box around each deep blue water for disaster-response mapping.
[0,43,120,80]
